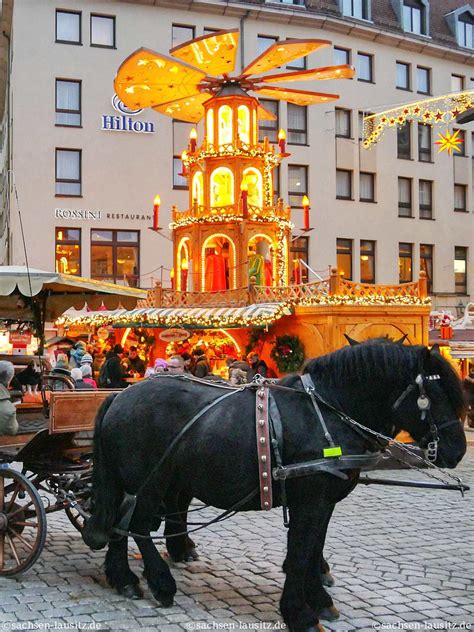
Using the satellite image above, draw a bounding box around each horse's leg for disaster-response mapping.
[131,503,177,608]
[105,536,143,600]
[319,505,336,588]
[280,498,328,632]
[304,506,339,622]
[164,488,198,563]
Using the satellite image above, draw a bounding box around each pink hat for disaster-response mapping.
[154,358,168,370]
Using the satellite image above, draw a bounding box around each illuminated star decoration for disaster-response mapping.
[435,129,464,155]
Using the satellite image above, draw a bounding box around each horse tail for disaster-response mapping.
[82,392,121,550]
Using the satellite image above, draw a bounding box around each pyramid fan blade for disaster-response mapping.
[253,86,339,106]
[257,65,355,84]
[153,92,211,123]
[242,39,331,77]
[114,48,206,109]
[170,29,239,76]
[257,104,277,121]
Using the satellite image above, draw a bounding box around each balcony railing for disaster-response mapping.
[171,201,292,225]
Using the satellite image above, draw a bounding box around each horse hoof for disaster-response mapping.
[119,583,143,600]
[152,591,174,608]
[318,606,340,621]
[187,547,199,561]
[320,572,335,587]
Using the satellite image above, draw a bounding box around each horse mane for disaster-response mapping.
[304,340,466,417]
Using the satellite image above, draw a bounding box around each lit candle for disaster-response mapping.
[181,150,188,176]
[293,259,301,285]
[153,194,161,230]
[302,195,310,231]
[278,129,286,154]
[170,267,175,290]
[241,182,249,219]
[189,128,197,153]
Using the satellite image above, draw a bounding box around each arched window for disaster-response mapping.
[202,234,236,291]
[248,234,275,287]
[177,237,191,291]
[237,105,250,144]
[206,109,214,146]
[192,171,204,207]
[210,167,234,207]
[218,105,233,145]
[242,167,263,208]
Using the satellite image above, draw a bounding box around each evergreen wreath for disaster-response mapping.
[270,334,305,374]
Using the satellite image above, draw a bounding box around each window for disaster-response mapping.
[398,177,412,217]
[287,104,307,144]
[360,240,375,283]
[419,179,433,219]
[420,244,433,293]
[341,0,369,20]
[290,237,309,284]
[334,47,350,66]
[55,228,81,276]
[416,66,430,94]
[454,184,467,212]
[458,12,474,49]
[257,35,278,56]
[56,10,81,44]
[357,52,373,82]
[337,238,353,280]
[360,172,375,202]
[454,247,468,294]
[172,25,195,48]
[286,37,306,70]
[90,14,115,48]
[418,123,432,162]
[399,243,413,283]
[396,62,410,90]
[259,100,279,143]
[91,230,140,287]
[288,165,308,207]
[451,74,464,92]
[358,110,374,141]
[335,108,351,138]
[453,129,466,156]
[403,0,426,35]
[173,157,188,189]
[55,149,81,196]
[336,170,352,200]
[397,122,411,159]
[55,80,81,127]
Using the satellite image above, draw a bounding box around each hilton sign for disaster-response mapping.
[101,94,155,134]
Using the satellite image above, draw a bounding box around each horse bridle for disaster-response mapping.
[391,373,460,462]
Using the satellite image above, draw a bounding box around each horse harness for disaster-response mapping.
[111,369,452,537]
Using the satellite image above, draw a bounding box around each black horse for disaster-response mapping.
[82,341,466,632]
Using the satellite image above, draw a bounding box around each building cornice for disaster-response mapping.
[116,0,474,65]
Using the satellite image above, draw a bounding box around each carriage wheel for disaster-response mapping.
[0,468,47,576]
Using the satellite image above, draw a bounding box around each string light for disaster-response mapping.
[363,90,474,148]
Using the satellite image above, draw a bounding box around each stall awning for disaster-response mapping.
[56,302,291,329]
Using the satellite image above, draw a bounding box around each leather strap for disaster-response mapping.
[255,385,273,510]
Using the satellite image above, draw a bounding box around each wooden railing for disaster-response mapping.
[138,269,428,309]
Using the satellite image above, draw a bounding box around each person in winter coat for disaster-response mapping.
[246,352,268,382]
[70,341,87,368]
[80,364,97,389]
[0,361,19,435]
[99,344,127,388]
[71,368,95,390]
[191,348,210,378]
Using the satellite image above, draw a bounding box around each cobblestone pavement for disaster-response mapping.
[0,447,473,632]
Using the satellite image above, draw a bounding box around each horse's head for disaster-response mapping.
[391,346,467,469]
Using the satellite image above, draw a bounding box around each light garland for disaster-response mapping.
[298,294,431,307]
[170,213,293,231]
[363,90,474,148]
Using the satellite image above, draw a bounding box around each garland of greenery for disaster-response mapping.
[270,334,305,374]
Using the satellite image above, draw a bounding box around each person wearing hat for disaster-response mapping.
[144,358,168,378]
[80,363,97,389]
[98,344,127,388]
[70,341,87,368]
[71,368,95,391]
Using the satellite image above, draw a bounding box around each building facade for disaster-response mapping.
[0,0,473,310]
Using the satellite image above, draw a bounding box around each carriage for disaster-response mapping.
[0,377,118,576]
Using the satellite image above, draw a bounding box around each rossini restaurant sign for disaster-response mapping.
[101,95,156,134]
[54,208,152,222]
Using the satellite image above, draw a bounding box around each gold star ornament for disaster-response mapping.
[435,129,464,155]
